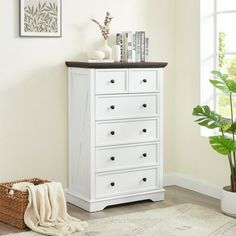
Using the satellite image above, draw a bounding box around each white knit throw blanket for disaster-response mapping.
[12,182,87,236]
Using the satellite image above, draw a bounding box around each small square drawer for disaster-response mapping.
[96,168,159,198]
[96,118,159,146]
[95,70,128,94]
[96,143,159,172]
[129,70,159,93]
[96,94,159,120]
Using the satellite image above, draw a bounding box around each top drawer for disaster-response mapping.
[129,70,159,93]
[95,70,128,94]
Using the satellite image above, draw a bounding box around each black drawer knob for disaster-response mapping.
[110,156,115,161]
[143,79,147,83]
[142,104,147,108]
[110,131,115,135]
[142,178,147,182]
[143,153,147,157]
[110,182,115,186]
[110,79,115,84]
[110,105,115,110]
[142,129,147,133]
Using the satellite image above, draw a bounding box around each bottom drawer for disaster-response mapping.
[96,168,159,198]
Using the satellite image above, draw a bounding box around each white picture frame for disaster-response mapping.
[20,0,62,37]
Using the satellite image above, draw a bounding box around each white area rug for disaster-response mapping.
[5,203,236,236]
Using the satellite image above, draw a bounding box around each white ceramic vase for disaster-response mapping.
[99,39,112,59]
[221,186,236,217]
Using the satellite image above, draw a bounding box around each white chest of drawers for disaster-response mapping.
[65,62,167,212]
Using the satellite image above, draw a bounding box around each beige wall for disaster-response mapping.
[0,0,176,186]
[174,0,229,187]
[1,0,229,189]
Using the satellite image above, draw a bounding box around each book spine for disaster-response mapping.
[116,33,124,61]
[126,32,133,62]
[145,37,149,61]
[122,32,127,62]
[135,31,141,62]
[140,31,145,62]
[116,33,121,45]
[132,32,136,62]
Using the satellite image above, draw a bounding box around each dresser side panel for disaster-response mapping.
[68,68,94,199]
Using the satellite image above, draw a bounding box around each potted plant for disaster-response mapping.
[192,70,236,217]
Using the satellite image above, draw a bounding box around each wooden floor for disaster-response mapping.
[0,186,220,235]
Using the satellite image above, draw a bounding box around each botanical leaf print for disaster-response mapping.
[24,1,58,33]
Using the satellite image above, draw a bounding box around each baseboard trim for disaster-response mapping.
[164,173,221,199]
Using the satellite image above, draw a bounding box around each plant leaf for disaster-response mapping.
[210,70,236,94]
[224,122,236,133]
[211,70,229,80]
[226,79,236,93]
[192,105,231,129]
[209,136,236,155]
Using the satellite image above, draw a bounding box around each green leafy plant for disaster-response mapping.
[193,70,236,192]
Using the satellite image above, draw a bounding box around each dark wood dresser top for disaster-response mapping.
[65,61,168,69]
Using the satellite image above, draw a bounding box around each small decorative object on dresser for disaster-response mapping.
[112,45,121,62]
[91,12,113,59]
[20,0,62,37]
[65,61,168,212]
[87,50,105,60]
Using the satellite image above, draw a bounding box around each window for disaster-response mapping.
[201,0,236,135]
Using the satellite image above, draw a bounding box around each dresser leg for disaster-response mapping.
[149,191,165,202]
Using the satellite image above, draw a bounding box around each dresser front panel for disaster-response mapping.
[96,143,159,172]
[96,94,159,120]
[96,119,159,146]
[67,65,165,212]
[96,168,159,198]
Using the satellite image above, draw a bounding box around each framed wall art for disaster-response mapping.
[20,0,62,37]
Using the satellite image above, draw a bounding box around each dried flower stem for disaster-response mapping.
[91,12,113,40]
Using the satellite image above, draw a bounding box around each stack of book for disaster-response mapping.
[116,31,149,62]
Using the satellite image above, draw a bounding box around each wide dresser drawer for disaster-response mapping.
[96,119,159,146]
[96,168,159,198]
[96,143,159,172]
[96,94,159,120]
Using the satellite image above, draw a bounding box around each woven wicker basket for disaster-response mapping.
[0,178,48,229]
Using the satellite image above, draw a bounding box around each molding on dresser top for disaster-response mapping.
[65,61,168,69]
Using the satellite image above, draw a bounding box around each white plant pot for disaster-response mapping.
[221,186,236,217]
